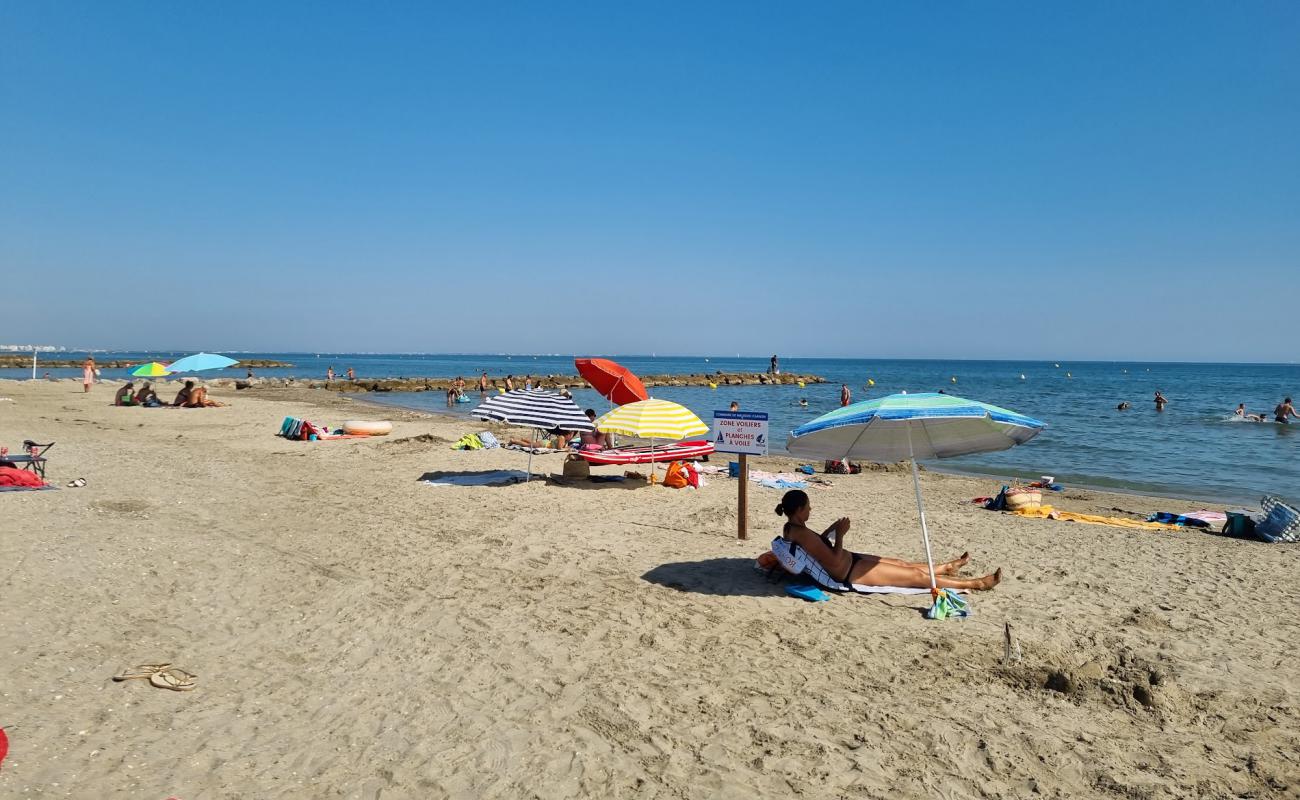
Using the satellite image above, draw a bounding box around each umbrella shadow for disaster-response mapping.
[544,474,647,490]
[416,469,528,487]
[641,557,787,598]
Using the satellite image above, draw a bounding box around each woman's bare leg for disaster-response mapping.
[850,560,1000,591]
[870,552,969,575]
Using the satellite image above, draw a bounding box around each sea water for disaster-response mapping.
[7,353,1297,505]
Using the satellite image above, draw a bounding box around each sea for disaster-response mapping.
[6,352,1298,506]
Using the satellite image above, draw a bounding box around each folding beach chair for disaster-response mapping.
[1,440,54,479]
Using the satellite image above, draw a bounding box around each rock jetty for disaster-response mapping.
[211,372,825,393]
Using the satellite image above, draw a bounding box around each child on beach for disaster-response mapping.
[82,358,95,392]
[775,489,1001,591]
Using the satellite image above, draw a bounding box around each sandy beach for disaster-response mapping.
[1,379,1297,799]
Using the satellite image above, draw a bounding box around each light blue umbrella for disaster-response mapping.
[165,353,239,373]
[787,393,1046,617]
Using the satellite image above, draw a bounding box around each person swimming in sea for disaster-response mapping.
[1276,397,1297,424]
[1117,401,1131,411]
[1154,391,1168,411]
[775,489,1001,591]
[798,398,808,408]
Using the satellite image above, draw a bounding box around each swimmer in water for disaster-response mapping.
[1154,391,1168,411]
[1117,402,1131,411]
[1275,397,1297,424]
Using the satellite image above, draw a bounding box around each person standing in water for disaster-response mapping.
[326,366,335,382]
[1154,391,1168,411]
[347,367,355,381]
[478,372,489,393]
[840,383,852,407]
[1276,397,1297,424]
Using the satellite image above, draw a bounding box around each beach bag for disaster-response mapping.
[1221,511,1256,539]
[663,461,690,489]
[562,454,590,478]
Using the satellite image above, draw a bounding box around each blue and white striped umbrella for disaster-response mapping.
[786,393,1045,617]
[472,389,594,481]
[472,388,594,432]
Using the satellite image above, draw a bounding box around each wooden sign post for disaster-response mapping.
[712,410,769,540]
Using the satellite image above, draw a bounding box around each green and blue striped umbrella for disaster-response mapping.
[787,392,1045,618]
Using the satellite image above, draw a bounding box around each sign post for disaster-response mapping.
[712,410,769,540]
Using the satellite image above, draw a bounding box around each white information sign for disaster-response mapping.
[712,411,769,456]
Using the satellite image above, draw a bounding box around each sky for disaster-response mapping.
[1,2,1297,361]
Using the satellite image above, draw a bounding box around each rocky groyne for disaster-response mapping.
[210,372,825,393]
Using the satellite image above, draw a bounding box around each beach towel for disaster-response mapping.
[1013,506,1182,531]
[419,470,528,487]
[1146,512,1211,529]
[768,537,934,595]
[759,478,808,490]
[477,431,500,449]
[1182,510,1228,524]
[450,433,484,450]
[0,466,46,489]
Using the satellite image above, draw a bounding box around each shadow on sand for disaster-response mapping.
[641,557,787,598]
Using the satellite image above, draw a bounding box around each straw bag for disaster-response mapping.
[562,455,590,478]
[1003,487,1043,511]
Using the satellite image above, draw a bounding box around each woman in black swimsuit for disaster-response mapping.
[776,490,1001,591]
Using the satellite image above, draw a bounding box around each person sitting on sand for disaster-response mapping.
[135,382,160,406]
[579,409,611,450]
[1276,397,1297,424]
[172,380,225,408]
[775,489,1001,591]
[114,382,137,406]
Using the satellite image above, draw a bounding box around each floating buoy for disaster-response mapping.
[1066,372,1072,378]
[867,378,875,387]
[1019,374,1026,380]
[797,381,805,388]
[708,382,717,390]
[950,376,957,383]
[1122,369,1128,374]
[497,387,505,394]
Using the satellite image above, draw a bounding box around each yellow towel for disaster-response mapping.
[1013,505,1180,531]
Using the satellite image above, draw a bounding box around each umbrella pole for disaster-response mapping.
[649,438,656,485]
[906,427,938,590]
[526,429,535,482]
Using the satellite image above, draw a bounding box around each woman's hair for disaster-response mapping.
[775,489,809,517]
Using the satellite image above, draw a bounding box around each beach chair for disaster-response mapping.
[0,440,53,479]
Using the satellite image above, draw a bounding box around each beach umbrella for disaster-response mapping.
[594,398,708,483]
[472,389,594,481]
[575,358,649,406]
[130,362,172,377]
[166,352,239,373]
[786,392,1045,618]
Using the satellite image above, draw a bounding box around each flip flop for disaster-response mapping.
[66,478,86,488]
[113,663,173,681]
[149,667,197,692]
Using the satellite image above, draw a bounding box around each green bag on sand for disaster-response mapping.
[926,588,970,620]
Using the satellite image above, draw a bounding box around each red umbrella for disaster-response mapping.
[575,358,649,406]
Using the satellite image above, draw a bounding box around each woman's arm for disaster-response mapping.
[819,518,850,553]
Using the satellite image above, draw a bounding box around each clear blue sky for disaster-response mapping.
[2,2,1296,361]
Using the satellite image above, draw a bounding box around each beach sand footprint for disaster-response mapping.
[90,498,156,518]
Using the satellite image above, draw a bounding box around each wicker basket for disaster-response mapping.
[1004,488,1043,511]
[562,455,590,479]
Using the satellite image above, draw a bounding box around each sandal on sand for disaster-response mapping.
[67,478,86,488]
[149,667,197,692]
[113,663,173,682]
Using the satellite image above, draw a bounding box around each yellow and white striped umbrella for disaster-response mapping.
[594,398,708,441]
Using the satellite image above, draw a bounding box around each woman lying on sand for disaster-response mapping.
[776,489,1001,590]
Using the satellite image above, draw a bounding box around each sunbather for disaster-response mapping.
[114,382,137,406]
[507,430,571,449]
[172,380,225,408]
[775,489,1001,590]
[135,383,159,406]
[579,409,611,449]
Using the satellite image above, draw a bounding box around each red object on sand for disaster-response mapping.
[574,358,649,406]
[0,727,9,771]
[579,440,714,465]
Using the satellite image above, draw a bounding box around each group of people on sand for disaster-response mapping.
[113,380,223,408]
[505,408,615,450]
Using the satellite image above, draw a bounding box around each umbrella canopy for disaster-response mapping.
[130,362,172,377]
[787,393,1045,618]
[574,358,649,406]
[472,388,595,431]
[166,353,239,373]
[472,389,594,481]
[786,393,1044,462]
[593,398,707,440]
